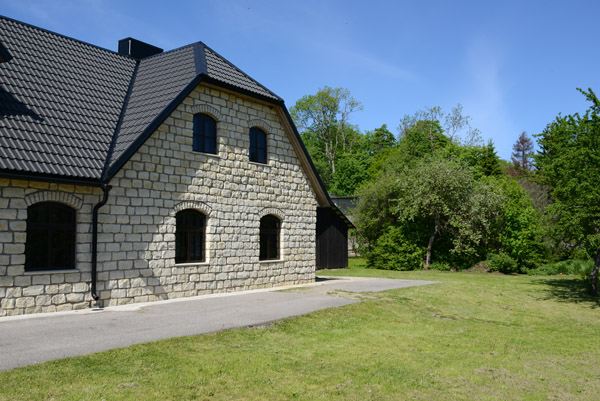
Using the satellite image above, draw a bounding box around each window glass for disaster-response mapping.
[25,202,76,271]
[175,210,206,263]
[249,127,267,164]
[259,215,280,260]
[193,113,217,154]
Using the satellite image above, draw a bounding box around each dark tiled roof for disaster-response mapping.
[0,41,11,62]
[204,45,280,101]
[0,16,283,182]
[0,16,136,179]
[109,44,197,167]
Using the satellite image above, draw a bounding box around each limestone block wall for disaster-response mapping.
[0,84,318,316]
[0,181,102,315]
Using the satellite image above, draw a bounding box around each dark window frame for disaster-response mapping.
[260,214,280,261]
[175,209,207,264]
[249,127,267,164]
[193,113,217,155]
[25,202,76,271]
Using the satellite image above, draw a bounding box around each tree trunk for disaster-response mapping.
[425,213,440,269]
[590,248,600,295]
[425,232,435,270]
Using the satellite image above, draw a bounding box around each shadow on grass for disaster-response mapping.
[537,277,600,308]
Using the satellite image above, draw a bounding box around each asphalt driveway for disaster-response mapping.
[0,276,436,371]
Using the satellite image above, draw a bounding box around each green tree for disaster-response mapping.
[328,151,371,196]
[365,124,396,155]
[396,156,503,268]
[398,104,482,148]
[477,140,502,177]
[290,87,362,175]
[536,88,600,293]
[486,176,544,270]
[356,155,504,270]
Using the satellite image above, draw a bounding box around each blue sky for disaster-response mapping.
[3,0,599,160]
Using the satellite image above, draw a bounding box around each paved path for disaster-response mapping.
[0,276,436,371]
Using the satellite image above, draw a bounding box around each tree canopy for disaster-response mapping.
[291,85,598,294]
[535,88,600,293]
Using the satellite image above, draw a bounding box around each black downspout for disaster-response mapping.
[91,184,111,301]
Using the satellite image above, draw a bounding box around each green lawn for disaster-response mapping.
[1,267,599,400]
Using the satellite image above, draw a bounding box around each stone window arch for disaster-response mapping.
[24,191,83,210]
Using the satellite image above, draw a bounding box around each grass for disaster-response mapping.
[1,265,600,400]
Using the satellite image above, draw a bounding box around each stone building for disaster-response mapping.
[0,16,351,316]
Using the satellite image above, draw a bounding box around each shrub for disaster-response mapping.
[525,259,594,276]
[429,261,454,271]
[366,227,424,271]
[486,252,519,274]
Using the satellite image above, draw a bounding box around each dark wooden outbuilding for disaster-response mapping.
[316,206,353,269]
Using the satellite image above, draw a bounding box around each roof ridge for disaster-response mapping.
[202,43,280,100]
[100,62,140,181]
[0,14,131,60]
[138,41,197,61]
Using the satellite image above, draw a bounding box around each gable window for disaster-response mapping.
[249,127,267,164]
[260,215,280,260]
[25,202,76,271]
[176,210,206,263]
[193,113,217,154]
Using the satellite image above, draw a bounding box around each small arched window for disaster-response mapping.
[25,202,76,271]
[249,127,267,164]
[175,210,206,263]
[193,113,217,154]
[260,215,280,260]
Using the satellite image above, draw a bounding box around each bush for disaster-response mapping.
[486,252,519,274]
[366,227,424,270]
[526,259,594,276]
[429,262,453,271]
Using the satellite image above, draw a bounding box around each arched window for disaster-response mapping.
[193,113,217,154]
[25,202,76,271]
[249,127,267,164]
[175,210,206,263]
[260,215,280,260]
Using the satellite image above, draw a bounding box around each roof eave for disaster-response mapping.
[0,169,104,187]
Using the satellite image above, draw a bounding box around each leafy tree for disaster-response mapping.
[396,157,476,268]
[511,131,534,173]
[356,155,504,270]
[328,151,371,196]
[398,104,482,148]
[486,176,544,270]
[299,129,333,187]
[365,124,396,155]
[444,104,483,146]
[535,88,600,294]
[476,140,502,177]
[290,87,362,175]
